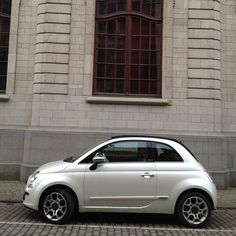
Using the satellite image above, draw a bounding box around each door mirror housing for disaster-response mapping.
[92,153,106,164]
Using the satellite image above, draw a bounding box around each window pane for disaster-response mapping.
[96,78,105,92]
[132,0,140,12]
[108,19,116,34]
[106,64,115,78]
[151,0,161,18]
[98,21,106,33]
[151,23,161,36]
[105,79,115,93]
[115,79,124,93]
[130,65,139,79]
[97,64,105,77]
[0,62,7,75]
[117,36,125,48]
[150,66,157,80]
[98,0,107,15]
[0,33,9,46]
[101,141,147,162]
[150,51,157,64]
[116,65,124,78]
[117,18,126,34]
[108,0,116,14]
[130,80,139,94]
[150,80,157,94]
[98,35,106,48]
[107,35,116,48]
[141,51,149,64]
[118,0,126,11]
[131,36,140,49]
[1,20,10,33]
[142,0,150,15]
[141,36,149,49]
[106,49,115,63]
[0,76,7,93]
[97,49,105,62]
[132,18,140,35]
[151,142,183,162]
[0,47,8,61]
[140,80,148,94]
[140,65,149,79]
[2,0,12,15]
[141,20,149,35]
[116,50,125,63]
[131,50,139,64]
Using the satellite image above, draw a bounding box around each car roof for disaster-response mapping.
[110,135,180,143]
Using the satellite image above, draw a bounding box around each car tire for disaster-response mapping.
[176,192,212,228]
[40,188,75,224]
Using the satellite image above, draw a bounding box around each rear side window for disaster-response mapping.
[150,142,183,162]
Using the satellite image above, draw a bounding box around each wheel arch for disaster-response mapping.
[39,184,79,213]
[174,188,214,214]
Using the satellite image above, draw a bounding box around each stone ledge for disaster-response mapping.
[86,96,172,106]
[0,94,10,102]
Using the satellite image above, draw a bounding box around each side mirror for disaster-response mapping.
[92,153,106,164]
[90,153,106,170]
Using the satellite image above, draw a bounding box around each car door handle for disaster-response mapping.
[141,173,155,178]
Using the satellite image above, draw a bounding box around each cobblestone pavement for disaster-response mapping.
[0,203,235,235]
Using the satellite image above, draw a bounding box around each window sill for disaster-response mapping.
[0,94,10,102]
[86,96,172,106]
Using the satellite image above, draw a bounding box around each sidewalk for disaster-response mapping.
[0,181,235,208]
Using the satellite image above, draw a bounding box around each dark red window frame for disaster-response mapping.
[93,0,163,97]
[0,0,11,93]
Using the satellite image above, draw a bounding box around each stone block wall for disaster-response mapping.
[0,0,236,187]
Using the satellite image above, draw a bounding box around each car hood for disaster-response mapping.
[38,160,70,174]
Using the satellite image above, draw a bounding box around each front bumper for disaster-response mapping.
[23,191,39,211]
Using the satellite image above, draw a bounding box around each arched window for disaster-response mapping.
[0,0,11,93]
[93,0,163,97]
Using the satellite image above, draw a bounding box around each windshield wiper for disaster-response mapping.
[63,156,76,163]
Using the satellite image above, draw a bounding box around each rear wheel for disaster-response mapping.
[176,192,211,228]
[40,188,75,224]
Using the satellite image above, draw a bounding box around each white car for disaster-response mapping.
[23,136,217,227]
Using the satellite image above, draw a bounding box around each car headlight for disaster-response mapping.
[29,170,40,183]
[26,170,40,193]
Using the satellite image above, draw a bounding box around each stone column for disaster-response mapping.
[33,0,72,95]
[187,0,221,100]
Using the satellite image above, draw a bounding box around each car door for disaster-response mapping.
[83,140,157,210]
[150,141,185,212]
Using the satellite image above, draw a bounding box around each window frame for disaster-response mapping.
[0,0,19,101]
[0,0,11,94]
[93,0,163,97]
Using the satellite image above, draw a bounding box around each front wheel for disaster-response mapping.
[176,192,212,228]
[40,188,75,224]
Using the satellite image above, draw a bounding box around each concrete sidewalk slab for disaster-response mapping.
[0,181,25,203]
[0,181,235,208]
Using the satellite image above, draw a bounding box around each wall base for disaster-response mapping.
[0,128,236,188]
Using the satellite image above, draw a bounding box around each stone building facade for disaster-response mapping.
[0,0,236,188]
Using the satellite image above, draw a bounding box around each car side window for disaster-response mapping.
[98,141,148,162]
[150,142,183,162]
